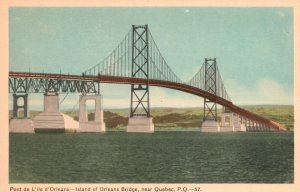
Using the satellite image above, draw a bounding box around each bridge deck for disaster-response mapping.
[9,71,287,131]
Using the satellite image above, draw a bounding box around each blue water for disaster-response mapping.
[9,131,294,183]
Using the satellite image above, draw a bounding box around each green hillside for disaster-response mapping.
[106,105,294,130]
[9,105,294,130]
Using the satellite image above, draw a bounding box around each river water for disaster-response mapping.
[9,131,293,183]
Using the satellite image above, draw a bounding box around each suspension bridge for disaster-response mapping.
[9,25,286,133]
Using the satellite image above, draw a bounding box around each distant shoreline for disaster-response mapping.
[9,105,294,131]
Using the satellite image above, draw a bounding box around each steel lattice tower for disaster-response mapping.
[203,58,217,121]
[130,25,150,117]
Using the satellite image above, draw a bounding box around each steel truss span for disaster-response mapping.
[9,71,286,131]
[9,72,98,94]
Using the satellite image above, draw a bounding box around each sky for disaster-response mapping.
[9,7,294,110]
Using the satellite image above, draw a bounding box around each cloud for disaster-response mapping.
[225,78,293,105]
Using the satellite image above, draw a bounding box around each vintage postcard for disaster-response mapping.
[0,0,299,192]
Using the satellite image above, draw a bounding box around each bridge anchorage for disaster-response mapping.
[9,24,286,133]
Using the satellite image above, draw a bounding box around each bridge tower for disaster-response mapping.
[200,58,246,132]
[203,58,217,122]
[201,58,220,132]
[127,25,154,133]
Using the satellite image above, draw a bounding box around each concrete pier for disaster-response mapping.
[78,95,106,133]
[201,120,220,132]
[220,112,246,132]
[33,92,79,133]
[127,117,154,133]
[9,119,34,133]
[220,112,234,132]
